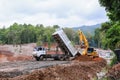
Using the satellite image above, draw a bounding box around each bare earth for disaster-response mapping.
[0,60,70,78]
[0,43,119,80]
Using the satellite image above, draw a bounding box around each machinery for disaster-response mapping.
[32,29,99,61]
[78,30,99,57]
[32,46,67,61]
[32,29,79,61]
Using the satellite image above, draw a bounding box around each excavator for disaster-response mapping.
[78,30,99,58]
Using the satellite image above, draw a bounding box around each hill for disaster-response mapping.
[73,24,101,35]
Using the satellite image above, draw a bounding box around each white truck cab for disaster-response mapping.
[32,46,46,61]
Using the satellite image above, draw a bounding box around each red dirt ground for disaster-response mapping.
[0,43,110,80]
[6,57,106,80]
[0,50,33,63]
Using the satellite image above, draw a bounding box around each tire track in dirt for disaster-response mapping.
[0,61,70,78]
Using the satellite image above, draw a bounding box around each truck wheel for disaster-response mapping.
[40,56,44,60]
[64,56,70,61]
[35,57,40,61]
[59,56,64,61]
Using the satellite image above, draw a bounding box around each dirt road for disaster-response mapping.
[0,60,70,78]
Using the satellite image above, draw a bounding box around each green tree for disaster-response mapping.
[106,23,120,50]
[63,28,76,41]
[98,0,120,50]
[53,25,60,29]
[99,0,120,22]
[43,27,55,49]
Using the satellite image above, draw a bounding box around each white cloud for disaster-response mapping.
[0,0,108,28]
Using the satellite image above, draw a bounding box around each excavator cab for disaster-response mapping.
[87,48,98,57]
[87,48,94,53]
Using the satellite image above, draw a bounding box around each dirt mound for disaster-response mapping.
[106,63,120,80]
[0,50,14,63]
[73,55,104,62]
[3,58,107,80]
[73,55,92,61]
[8,55,33,62]
[0,50,33,63]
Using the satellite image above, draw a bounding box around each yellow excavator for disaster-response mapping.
[78,30,99,58]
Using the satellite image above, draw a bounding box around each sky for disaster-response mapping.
[0,0,108,28]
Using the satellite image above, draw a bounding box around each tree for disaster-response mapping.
[100,22,112,32]
[36,35,42,46]
[63,28,76,41]
[43,27,55,50]
[53,25,60,29]
[99,0,120,22]
[98,0,120,50]
[106,23,120,50]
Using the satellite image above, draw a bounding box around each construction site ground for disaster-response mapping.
[0,43,120,80]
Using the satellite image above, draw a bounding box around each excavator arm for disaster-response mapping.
[78,30,99,57]
[78,30,89,55]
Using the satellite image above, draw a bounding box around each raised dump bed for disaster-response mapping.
[52,29,77,57]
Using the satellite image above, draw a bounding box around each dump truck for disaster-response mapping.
[32,29,79,61]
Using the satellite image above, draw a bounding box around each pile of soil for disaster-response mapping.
[0,50,14,63]
[106,63,120,80]
[0,50,33,63]
[0,58,107,80]
[73,55,92,61]
[73,55,104,62]
[8,55,33,61]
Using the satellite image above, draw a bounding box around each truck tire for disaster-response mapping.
[40,55,44,60]
[65,57,70,61]
[59,56,64,61]
[64,55,70,61]
[35,57,40,61]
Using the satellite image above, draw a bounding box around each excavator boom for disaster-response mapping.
[78,30,89,55]
[78,30,89,48]
[78,30,99,57]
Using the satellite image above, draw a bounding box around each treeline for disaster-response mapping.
[0,23,80,47]
[0,23,59,45]
[0,23,98,48]
[94,0,120,50]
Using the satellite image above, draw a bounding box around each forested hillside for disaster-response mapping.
[73,24,101,35]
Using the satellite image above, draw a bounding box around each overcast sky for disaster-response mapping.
[0,0,108,28]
